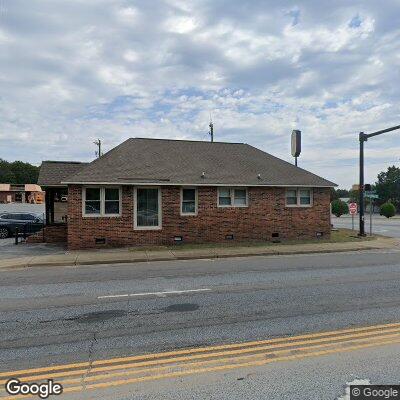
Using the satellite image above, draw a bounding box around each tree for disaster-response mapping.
[380,202,396,218]
[331,199,349,217]
[330,188,350,201]
[349,189,359,203]
[0,158,39,184]
[375,166,400,211]
[336,189,350,198]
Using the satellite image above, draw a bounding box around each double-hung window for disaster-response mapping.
[218,188,248,207]
[134,187,161,229]
[83,187,121,216]
[104,188,120,214]
[285,188,312,207]
[181,188,197,215]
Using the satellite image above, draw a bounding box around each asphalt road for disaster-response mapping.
[2,250,400,399]
[332,215,400,237]
[70,344,400,400]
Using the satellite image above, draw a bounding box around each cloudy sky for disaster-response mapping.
[1,0,400,188]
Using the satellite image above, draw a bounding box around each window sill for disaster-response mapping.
[82,214,122,218]
[134,226,162,231]
[217,205,248,208]
[285,205,312,208]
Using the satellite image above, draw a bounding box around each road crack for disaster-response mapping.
[81,331,97,391]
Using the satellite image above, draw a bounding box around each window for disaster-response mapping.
[233,189,247,206]
[218,188,231,206]
[105,188,120,214]
[285,188,312,207]
[0,214,14,220]
[181,188,197,215]
[285,189,297,205]
[83,187,121,216]
[22,214,36,221]
[299,189,311,205]
[218,188,248,207]
[84,188,101,215]
[135,187,161,229]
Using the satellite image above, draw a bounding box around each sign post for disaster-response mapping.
[370,197,373,236]
[365,192,379,236]
[349,202,357,230]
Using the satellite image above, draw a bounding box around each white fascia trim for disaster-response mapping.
[63,181,335,188]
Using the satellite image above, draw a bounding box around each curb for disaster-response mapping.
[0,244,392,270]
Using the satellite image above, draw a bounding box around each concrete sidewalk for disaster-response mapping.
[0,236,398,269]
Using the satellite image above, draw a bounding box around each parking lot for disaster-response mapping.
[0,235,66,259]
[0,203,67,258]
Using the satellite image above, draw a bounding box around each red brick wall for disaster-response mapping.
[27,224,67,243]
[67,185,331,249]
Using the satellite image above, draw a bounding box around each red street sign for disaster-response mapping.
[349,202,357,215]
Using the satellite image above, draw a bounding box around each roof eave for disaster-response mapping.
[62,181,336,188]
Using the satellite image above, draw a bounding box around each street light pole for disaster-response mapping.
[359,132,366,236]
[358,124,400,237]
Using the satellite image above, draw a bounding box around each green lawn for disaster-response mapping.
[129,228,375,252]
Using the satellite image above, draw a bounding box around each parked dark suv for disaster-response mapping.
[0,213,44,239]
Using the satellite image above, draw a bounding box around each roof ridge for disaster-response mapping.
[131,137,245,145]
[42,161,88,164]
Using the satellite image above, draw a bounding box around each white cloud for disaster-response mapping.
[0,0,400,188]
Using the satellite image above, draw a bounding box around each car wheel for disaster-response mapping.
[0,227,9,239]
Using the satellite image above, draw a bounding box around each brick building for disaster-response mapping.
[38,138,336,250]
[0,183,44,204]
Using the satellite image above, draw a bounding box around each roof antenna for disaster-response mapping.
[208,113,214,143]
[93,139,102,158]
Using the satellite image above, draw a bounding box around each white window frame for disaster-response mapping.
[82,186,122,217]
[134,186,162,230]
[180,187,198,216]
[285,188,313,207]
[217,187,248,208]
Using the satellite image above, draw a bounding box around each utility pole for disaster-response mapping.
[359,132,365,236]
[359,124,400,236]
[94,139,102,158]
[209,118,214,143]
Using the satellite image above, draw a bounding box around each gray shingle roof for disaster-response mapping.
[37,161,89,186]
[64,138,336,187]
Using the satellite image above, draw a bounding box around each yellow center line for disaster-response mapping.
[53,331,400,387]
[2,327,400,386]
[2,336,400,400]
[1,321,400,378]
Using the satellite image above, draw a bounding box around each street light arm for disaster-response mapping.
[364,125,400,140]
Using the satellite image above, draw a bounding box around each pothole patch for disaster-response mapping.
[163,303,199,313]
[68,310,127,323]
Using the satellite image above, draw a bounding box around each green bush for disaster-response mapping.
[331,199,349,217]
[380,202,396,218]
